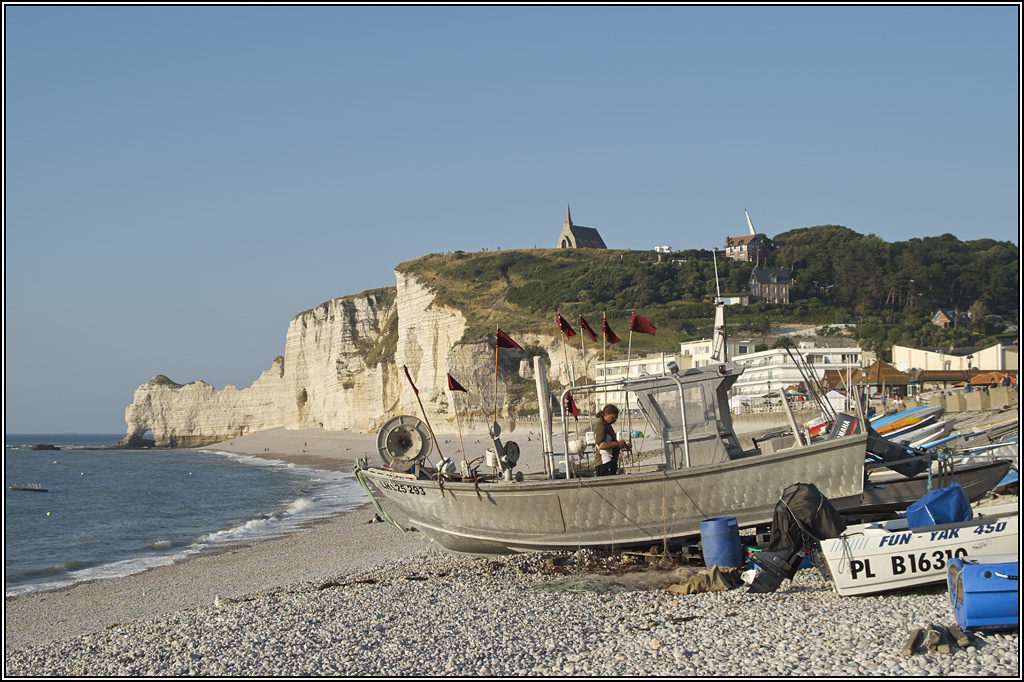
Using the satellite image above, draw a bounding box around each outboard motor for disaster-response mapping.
[865,428,930,478]
[748,482,846,593]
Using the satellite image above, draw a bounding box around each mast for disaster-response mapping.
[710,249,727,362]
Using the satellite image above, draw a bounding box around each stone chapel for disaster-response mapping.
[557,205,607,249]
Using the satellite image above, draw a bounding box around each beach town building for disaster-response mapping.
[557,205,607,249]
[679,337,757,367]
[728,341,864,398]
[889,341,1019,393]
[848,360,916,399]
[890,342,1018,374]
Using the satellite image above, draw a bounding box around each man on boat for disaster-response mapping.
[593,404,631,476]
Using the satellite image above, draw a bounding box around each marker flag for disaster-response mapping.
[602,317,621,344]
[565,392,580,420]
[630,313,657,336]
[557,313,577,338]
[447,373,467,392]
[495,329,525,351]
[578,315,598,342]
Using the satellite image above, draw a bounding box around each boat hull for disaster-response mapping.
[856,460,1013,514]
[820,506,1018,597]
[361,434,867,555]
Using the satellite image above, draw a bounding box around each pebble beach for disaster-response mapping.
[5,426,1020,677]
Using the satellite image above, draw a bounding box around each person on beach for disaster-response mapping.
[592,404,630,476]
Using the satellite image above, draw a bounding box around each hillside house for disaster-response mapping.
[724,234,772,263]
[749,267,793,304]
[931,309,972,329]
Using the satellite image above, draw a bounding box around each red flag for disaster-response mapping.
[403,365,419,396]
[557,313,577,338]
[630,313,657,336]
[565,392,580,420]
[495,329,524,351]
[447,373,467,392]
[602,317,621,344]
[578,315,598,342]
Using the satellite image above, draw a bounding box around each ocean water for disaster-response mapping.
[4,434,366,597]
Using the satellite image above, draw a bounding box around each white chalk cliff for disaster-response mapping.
[120,273,598,448]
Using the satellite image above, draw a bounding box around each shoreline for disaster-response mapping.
[5,427,435,652]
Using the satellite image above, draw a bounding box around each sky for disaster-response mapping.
[4,5,1020,434]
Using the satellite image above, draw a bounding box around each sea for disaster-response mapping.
[4,434,366,597]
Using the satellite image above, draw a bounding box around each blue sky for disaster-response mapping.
[4,5,1019,434]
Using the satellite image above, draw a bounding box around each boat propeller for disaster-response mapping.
[376,415,433,472]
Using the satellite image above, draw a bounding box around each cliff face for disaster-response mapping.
[119,273,599,447]
[119,361,289,448]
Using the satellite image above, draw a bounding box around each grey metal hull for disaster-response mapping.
[362,433,867,555]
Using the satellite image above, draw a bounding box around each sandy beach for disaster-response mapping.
[6,424,1018,676]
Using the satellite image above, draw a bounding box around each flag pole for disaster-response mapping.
[579,321,591,413]
[451,383,467,474]
[626,314,634,381]
[493,325,500,428]
[402,366,445,498]
[559,320,571,387]
[602,311,608,407]
[578,320,586,383]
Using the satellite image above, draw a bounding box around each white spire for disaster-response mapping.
[745,209,756,236]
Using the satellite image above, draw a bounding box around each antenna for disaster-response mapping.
[745,209,756,236]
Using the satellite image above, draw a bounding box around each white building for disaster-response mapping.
[679,338,757,368]
[589,353,691,409]
[890,342,1019,373]
[729,341,864,398]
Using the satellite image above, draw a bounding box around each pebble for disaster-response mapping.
[4,548,1019,676]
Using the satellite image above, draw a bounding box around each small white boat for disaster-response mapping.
[905,419,954,448]
[819,503,1018,596]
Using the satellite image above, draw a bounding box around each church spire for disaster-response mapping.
[564,204,572,228]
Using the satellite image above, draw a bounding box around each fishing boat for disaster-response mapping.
[356,306,879,556]
[8,483,48,493]
[819,503,1018,596]
[857,458,1014,514]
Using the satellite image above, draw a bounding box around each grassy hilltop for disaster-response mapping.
[394,226,1019,360]
[398,248,796,355]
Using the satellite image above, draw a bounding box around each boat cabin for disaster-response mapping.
[560,361,750,474]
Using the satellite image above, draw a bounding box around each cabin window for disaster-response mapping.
[683,387,707,426]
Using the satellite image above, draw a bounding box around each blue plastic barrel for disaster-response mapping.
[700,517,742,568]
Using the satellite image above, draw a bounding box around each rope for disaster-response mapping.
[352,460,407,532]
